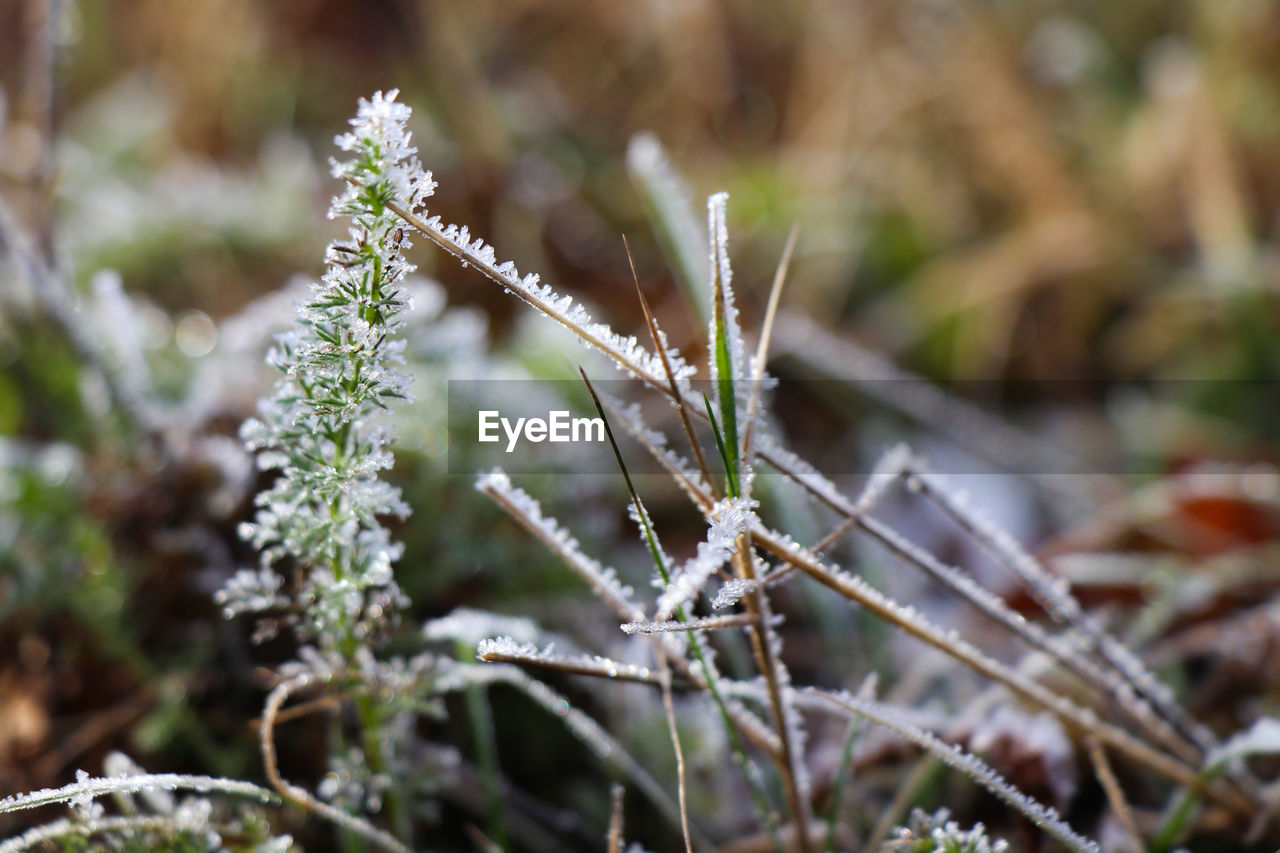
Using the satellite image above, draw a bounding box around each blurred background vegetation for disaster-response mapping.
[2,0,1279,849]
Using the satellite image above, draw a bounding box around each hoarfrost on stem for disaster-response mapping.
[229,90,425,648]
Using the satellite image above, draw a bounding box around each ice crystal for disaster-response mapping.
[655,496,758,619]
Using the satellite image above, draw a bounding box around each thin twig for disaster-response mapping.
[740,223,797,460]
[626,234,717,498]
[657,649,694,853]
[1084,735,1143,851]
[477,642,664,686]
[259,674,410,853]
[622,613,762,634]
[905,459,1219,758]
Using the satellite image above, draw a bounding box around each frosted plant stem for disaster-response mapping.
[260,674,410,853]
[746,525,1251,811]
[732,540,813,853]
[476,471,643,622]
[377,189,697,393]
[699,191,811,853]
[737,437,1200,769]
[622,613,761,634]
[0,775,275,815]
[857,512,1199,765]
[582,369,784,851]
[707,199,814,850]
[798,690,1101,853]
[905,460,1219,757]
[477,640,664,685]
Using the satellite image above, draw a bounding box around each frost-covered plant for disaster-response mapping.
[323,91,1279,853]
[884,808,1008,853]
[229,90,426,650]
[218,91,440,848]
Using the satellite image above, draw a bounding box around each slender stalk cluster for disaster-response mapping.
[227,90,430,649]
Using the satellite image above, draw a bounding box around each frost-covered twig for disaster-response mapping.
[621,613,762,635]
[700,193,812,850]
[374,191,698,398]
[797,689,1100,853]
[746,524,1239,805]
[476,469,644,622]
[904,459,1218,756]
[0,773,274,815]
[476,637,662,685]
[857,503,1196,764]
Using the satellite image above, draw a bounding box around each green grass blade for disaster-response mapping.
[702,393,740,498]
